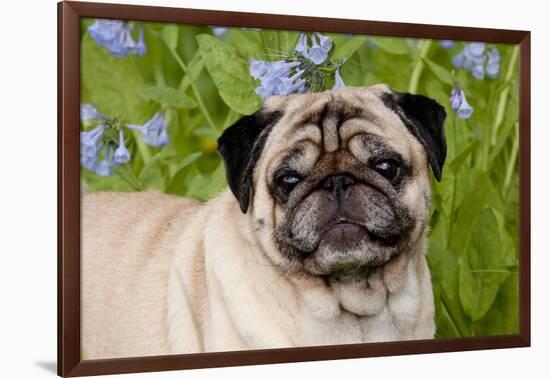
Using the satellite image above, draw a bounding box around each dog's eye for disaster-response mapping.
[374,159,400,182]
[277,173,301,194]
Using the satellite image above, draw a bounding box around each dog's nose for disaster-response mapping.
[322,174,355,200]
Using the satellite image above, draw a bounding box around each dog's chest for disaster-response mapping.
[298,294,415,346]
[296,262,424,345]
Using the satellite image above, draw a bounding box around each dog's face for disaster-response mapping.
[218,85,446,280]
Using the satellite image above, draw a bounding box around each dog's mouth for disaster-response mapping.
[296,218,404,277]
[322,219,401,248]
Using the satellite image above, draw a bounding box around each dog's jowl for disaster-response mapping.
[82,85,446,359]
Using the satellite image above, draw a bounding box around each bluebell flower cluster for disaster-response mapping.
[80,104,132,176]
[449,86,474,119]
[452,43,501,80]
[80,104,169,176]
[249,33,345,99]
[88,20,147,57]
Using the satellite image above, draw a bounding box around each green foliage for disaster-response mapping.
[143,85,197,109]
[196,34,261,114]
[80,19,520,339]
[459,208,509,321]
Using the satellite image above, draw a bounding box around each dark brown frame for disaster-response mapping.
[58,1,531,376]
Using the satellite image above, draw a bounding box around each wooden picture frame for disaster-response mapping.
[58,1,531,376]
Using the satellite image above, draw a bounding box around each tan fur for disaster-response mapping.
[82,86,436,359]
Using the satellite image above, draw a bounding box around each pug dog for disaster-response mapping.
[82,84,446,359]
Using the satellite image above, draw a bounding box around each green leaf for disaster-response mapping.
[193,127,219,140]
[428,240,471,338]
[139,154,166,191]
[368,36,409,55]
[81,166,134,192]
[278,31,301,55]
[333,36,367,60]
[162,25,179,50]
[196,34,261,115]
[339,53,363,87]
[81,33,152,123]
[422,57,454,86]
[177,52,205,92]
[143,85,197,109]
[185,162,227,201]
[437,170,464,220]
[424,80,450,109]
[169,152,202,178]
[226,29,264,59]
[473,275,519,335]
[449,141,479,174]
[459,207,510,321]
[448,169,504,253]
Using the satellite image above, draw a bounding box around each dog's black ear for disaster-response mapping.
[218,110,283,213]
[381,91,447,181]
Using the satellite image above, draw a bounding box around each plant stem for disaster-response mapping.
[441,288,469,337]
[441,298,462,337]
[480,83,497,171]
[131,130,152,164]
[408,40,433,94]
[119,163,143,191]
[447,113,457,250]
[168,48,217,131]
[503,122,519,192]
[491,45,519,146]
[154,64,165,87]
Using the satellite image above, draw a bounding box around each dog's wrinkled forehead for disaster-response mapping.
[217,85,446,213]
[263,86,410,153]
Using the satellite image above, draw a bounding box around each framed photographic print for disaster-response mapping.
[58,1,531,376]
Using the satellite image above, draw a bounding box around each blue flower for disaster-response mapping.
[128,113,169,147]
[81,143,103,172]
[80,125,105,171]
[95,145,116,176]
[135,28,147,56]
[452,42,501,80]
[249,59,306,98]
[294,34,308,57]
[453,43,485,70]
[449,87,462,111]
[88,20,124,46]
[451,53,466,69]
[294,33,333,65]
[464,42,485,57]
[211,26,229,37]
[81,125,104,156]
[88,19,146,57]
[80,104,106,122]
[449,87,473,119]
[333,68,345,89]
[486,48,501,78]
[109,25,137,57]
[114,130,131,164]
[439,40,455,49]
